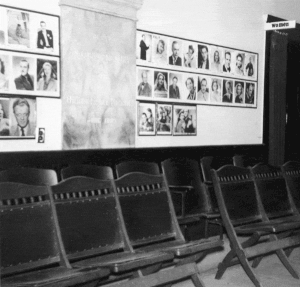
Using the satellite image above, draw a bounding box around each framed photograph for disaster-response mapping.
[210,46,223,74]
[168,38,183,67]
[138,102,155,136]
[198,44,210,70]
[244,53,257,80]
[0,50,60,98]
[154,70,168,98]
[197,75,210,102]
[168,72,183,100]
[0,96,37,139]
[234,51,246,77]
[222,79,233,104]
[0,5,60,56]
[173,104,197,136]
[156,103,172,135]
[183,74,197,101]
[245,82,256,106]
[136,31,152,62]
[137,67,153,98]
[223,49,234,74]
[152,34,168,66]
[234,80,245,104]
[210,77,222,103]
[182,41,197,69]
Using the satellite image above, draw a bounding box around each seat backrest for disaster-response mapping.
[233,155,264,168]
[61,164,114,180]
[114,172,184,248]
[251,163,297,219]
[282,161,300,210]
[0,182,67,276]
[115,161,160,178]
[161,157,209,213]
[0,167,58,185]
[51,176,128,261]
[211,165,263,226]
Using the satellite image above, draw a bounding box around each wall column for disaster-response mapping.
[59,0,143,149]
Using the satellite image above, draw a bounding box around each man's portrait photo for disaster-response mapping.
[13,56,35,91]
[154,70,168,98]
[7,9,30,48]
[198,44,210,70]
[168,39,182,66]
[244,53,256,78]
[197,76,210,102]
[223,50,233,74]
[245,82,256,105]
[136,31,152,62]
[234,52,245,76]
[37,20,53,51]
[152,35,168,65]
[222,79,233,103]
[234,81,245,104]
[168,72,182,99]
[9,97,36,137]
[137,68,152,97]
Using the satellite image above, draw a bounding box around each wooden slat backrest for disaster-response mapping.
[282,161,300,210]
[114,172,184,247]
[61,165,114,180]
[51,176,126,261]
[251,164,295,219]
[116,161,160,178]
[0,167,58,185]
[211,165,263,226]
[0,182,66,276]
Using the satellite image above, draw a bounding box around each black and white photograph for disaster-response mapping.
[184,74,197,101]
[222,79,233,103]
[8,97,37,138]
[156,103,172,135]
[245,82,256,105]
[197,75,210,102]
[210,77,222,103]
[198,44,210,70]
[168,38,182,66]
[234,81,245,104]
[136,31,152,62]
[234,52,245,76]
[154,70,168,98]
[183,41,197,69]
[152,34,168,66]
[36,58,59,94]
[222,49,234,74]
[0,98,10,137]
[138,102,155,135]
[168,72,183,99]
[173,105,197,135]
[0,8,5,46]
[210,46,223,74]
[244,53,256,79]
[0,54,9,91]
[137,68,152,97]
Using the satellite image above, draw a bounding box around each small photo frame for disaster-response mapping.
[173,104,197,136]
[0,54,10,91]
[152,35,168,66]
[0,97,10,137]
[244,53,257,79]
[168,72,183,100]
[234,51,245,77]
[222,79,233,104]
[36,58,59,94]
[156,103,172,135]
[245,82,256,105]
[183,74,197,101]
[197,75,210,102]
[210,77,222,103]
[223,49,234,74]
[154,70,168,98]
[198,44,210,70]
[138,102,155,136]
[182,41,197,69]
[136,31,152,62]
[210,46,223,74]
[136,68,153,98]
[234,81,245,104]
[168,38,183,67]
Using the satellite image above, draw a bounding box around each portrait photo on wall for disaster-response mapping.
[36,58,59,95]
[154,70,168,98]
[0,54,9,91]
[137,68,152,98]
[156,103,172,135]
[152,34,168,66]
[173,104,197,136]
[7,97,36,138]
[234,52,245,77]
[0,8,6,45]
[223,49,234,74]
[244,53,257,79]
[136,31,152,62]
[197,75,210,102]
[210,77,222,103]
[245,82,256,105]
[168,72,183,100]
[0,98,10,137]
[198,44,210,70]
[138,102,156,136]
[210,46,223,74]
[183,41,197,69]
[222,79,233,104]
[168,38,182,67]
[184,74,197,101]
[234,81,245,104]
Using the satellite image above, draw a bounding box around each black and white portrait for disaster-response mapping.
[245,82,256,105]
[244,53,256,79]
[222,79,233,103]
[138,102,156,135]
[210,78,222,103]
[183,42,197,69]
[152,35,168,66]
[0,98,10,137]
[198,44,210,70]
[154,70,168,98]
[0,55,9,91]
[156,104,172,135]
[234,52,245,76]
[168,39,182,66]
[36,58,58,93]
[234,81,245,104]
[197,76,210,102]
[12,56,35,91]
[184,74,197,101]
[136,31,152,62]
[210,46,223,74]
[137,68,152,97]
[173,105,197,135]
[168,72,182,99]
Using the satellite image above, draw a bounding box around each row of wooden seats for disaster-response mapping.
[0,171,223,287]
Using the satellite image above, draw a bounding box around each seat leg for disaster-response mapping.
[215,249,236,279]
[276,249,299,279]
[191,273,206,287]
[252,256,263,268]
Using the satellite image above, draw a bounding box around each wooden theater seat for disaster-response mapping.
[0,182,109,287]
[115,160,160,178]
[114,172,223,286]
[211,165,300,287]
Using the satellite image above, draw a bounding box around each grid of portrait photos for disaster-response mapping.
[0,97,37,139]
[137,101,197,136]
[0,5,60,98]
[136,30,258,108]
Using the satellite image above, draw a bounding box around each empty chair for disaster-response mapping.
[0,167,58,185]
[211,165,300,287]
[61,164,114,180]
[282,161,300,211]
[115,160,160,178]
[233,154,264,168]
[162,157,222,238]
[114,172,223,286]
[0,181,109,286]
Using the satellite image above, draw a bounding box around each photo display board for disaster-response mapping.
[136,30,258,109]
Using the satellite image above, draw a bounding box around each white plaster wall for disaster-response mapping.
[136,0,300,148]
